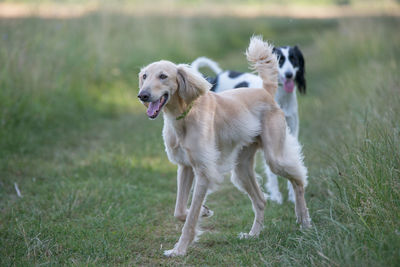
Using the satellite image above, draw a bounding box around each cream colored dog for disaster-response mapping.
[138,36,311,257]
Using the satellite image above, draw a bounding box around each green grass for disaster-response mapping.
[0,12,399,266]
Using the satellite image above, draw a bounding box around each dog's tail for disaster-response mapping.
[191,57,223,75]
[246,36,278,96]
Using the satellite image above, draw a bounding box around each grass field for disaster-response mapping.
[0,9,399,266]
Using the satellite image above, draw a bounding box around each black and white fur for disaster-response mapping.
[191,46,306,204]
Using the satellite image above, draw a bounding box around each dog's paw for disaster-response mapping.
[201,205,214,218]
[238,232,256,240]
[301,222,312,229]
[164,248,186,257]
[298,216,312,229]
[297,211,312,229]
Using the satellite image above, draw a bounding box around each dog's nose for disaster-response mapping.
[138,91,151,102]
[285,72,293,79]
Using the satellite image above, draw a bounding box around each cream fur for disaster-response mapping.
[246,35,279,95]
[138,36,311,257]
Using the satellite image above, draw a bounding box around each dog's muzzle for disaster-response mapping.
[138,91,151,102]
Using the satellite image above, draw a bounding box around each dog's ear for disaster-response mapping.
[177,64,211,103]
[294,45,306,94]
[272,46,277,54]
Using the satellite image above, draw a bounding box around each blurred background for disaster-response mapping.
[1,0,398,152]
[1,0,399,266]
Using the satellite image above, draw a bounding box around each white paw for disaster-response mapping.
[238,232,255,239]
[163,248,185,257]
[299,220,312,229]
[297,215,312,229]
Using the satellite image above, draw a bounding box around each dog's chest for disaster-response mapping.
[163,125,190,166]
[275,88,297,115]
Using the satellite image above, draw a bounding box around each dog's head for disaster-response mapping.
[273,46,306,94]
[138,60,211,119]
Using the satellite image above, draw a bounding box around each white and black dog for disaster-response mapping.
[191,46,306,204]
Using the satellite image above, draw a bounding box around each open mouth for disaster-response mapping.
[283,78,295,93]
[146,93,169,119]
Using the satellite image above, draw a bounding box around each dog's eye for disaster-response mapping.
[279,57,285,64]
[143,74,147,80]
[159,74,168,79]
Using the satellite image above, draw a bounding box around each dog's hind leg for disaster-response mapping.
[231,143,266,238]
[261,111,311,229]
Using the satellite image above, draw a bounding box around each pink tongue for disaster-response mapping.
[147,99,162,117]
[284,79,295,93]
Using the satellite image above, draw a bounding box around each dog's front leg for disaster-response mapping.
[165,175,209,257]
[174,165,194,222]
[174,165,214,222]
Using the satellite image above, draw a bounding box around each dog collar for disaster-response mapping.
[176,101,195,120]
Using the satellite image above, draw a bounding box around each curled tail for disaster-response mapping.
[246,36,278,96]
[191,57,223,75]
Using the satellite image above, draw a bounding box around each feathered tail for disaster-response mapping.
[246,35,278,96]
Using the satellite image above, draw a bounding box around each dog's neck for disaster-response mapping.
[164,92,185,115]
[163,93,195,139]
[163,92,194,127]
